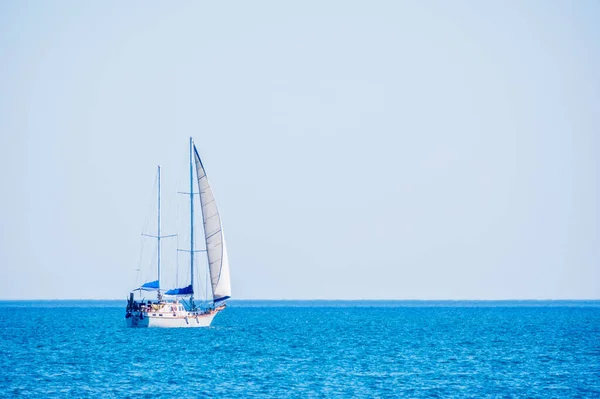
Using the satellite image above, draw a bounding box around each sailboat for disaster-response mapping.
[125,137,231,328]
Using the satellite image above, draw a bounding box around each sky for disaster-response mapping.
[0,1,599,300]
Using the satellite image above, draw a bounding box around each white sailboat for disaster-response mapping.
[125,137,231,328]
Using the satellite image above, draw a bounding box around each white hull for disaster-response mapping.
[125,301,225,328]
[126,310,217,328]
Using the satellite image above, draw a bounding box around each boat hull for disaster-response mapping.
[125,311,217,328]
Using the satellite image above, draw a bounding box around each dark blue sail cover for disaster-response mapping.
[214,295,231,303]
[138,280,159,291]
[165,285,193,296]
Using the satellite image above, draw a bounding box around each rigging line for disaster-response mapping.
[141,172,159,237]
[196,260,206,301]
[206,250,210,304]
[135,172,158,288]
[175,164,183,289]
[135,234,144,288]
[136,171,159,288]
[175,232,179,287]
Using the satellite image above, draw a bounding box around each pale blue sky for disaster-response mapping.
[0,1,598,299]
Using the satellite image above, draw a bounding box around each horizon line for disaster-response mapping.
[1,298,599,301]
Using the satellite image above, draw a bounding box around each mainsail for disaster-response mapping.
[193,145,232,303]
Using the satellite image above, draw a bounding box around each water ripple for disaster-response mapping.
[0,303,598,398]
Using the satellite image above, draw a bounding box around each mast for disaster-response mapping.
[157,165,162,301]
[189,137,195,308]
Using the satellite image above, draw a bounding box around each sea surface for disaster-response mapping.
[0,300,598,398]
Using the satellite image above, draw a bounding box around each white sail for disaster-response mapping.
[193,145,232,302]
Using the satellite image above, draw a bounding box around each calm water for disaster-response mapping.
[0,301,598,398]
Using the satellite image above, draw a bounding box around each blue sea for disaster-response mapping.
[0,300,599,398]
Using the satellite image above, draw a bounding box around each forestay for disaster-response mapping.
[193,145,232,303]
